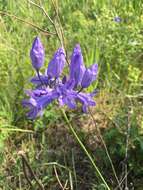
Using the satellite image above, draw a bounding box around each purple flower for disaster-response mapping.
[25,88,51,99]
[114,16,121,23]
[22,91,58,119]
[77,93,96,112]
[81,64,98,88]
[55,80,96,112]
[30,37,45,70]
[23,43,99,119]
[47,48,65,78]
[57,87,77,109]
[22,98,42,119]
[70,44,85,87]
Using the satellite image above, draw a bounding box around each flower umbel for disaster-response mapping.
[23,38,98,119]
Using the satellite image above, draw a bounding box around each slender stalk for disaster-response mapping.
[72,149,78,190]
[22,156,34,188]
[29,0,70,65]
[36,69,45,86]
[51,0,65,47]
[114,170,131,190]
[51,0,70,65]
[61,109,110,190]
[0,11,55,36]
[18,151,45,190]
[28,0,63,47]
[89,109,122,190]
[53,165,65,190]
[0,128,33,133]
[63,180,68,190]
[124,108,131,190]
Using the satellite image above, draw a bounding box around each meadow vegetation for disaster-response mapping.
[0,0,143,189]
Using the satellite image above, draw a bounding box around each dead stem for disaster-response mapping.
[18,151,45,190]
[28,0,70,65]
[0,11,55,36]
[21,155,33,188]
[53,165,67,190]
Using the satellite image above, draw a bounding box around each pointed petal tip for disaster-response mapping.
[74,44,81,53]
[75,43,80,47]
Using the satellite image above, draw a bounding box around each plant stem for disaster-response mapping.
[89,109,122,190]
[29,0,70,65]
[61,109,110,190]
[53,165,65,190]
[124,108,131,190]
[36,69,45,87]
[0,11,55,36]
[28,0,63,47]
[19,151,45,190]
[22,155,34,188]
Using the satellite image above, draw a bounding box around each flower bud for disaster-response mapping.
[47,48,65,78]
[30,37,45,70]
[81,64,98,88]
[69,44,85,87]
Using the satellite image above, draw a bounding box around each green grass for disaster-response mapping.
[0,0,143,189]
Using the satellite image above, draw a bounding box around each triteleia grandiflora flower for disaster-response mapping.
[81,64,98,88]
[23,37,98,119]
[69,44,85,87]
[47,48,66,78]
[30,37,45,70]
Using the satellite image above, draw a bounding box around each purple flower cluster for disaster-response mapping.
[23,37,98,119]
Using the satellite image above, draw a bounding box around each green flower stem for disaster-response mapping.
[61,109,110,190]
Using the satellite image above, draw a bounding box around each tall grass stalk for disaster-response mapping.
[89,109,122,189]
[0,11,55,36]
[61,109,111,190]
